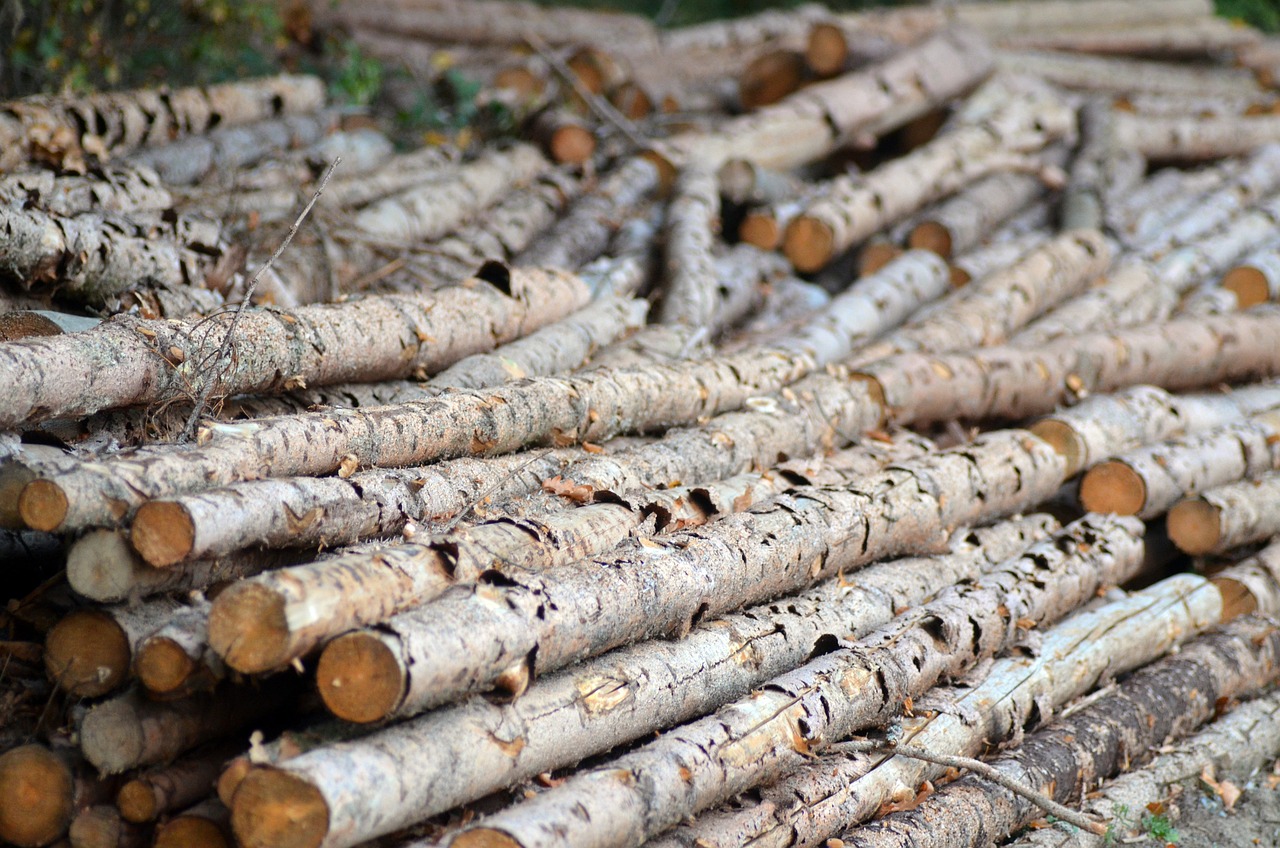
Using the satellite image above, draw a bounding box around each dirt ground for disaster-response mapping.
[1167,768,1280,848]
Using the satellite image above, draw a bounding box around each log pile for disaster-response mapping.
[5,1,1280,847]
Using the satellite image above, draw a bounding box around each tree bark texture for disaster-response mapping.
[133,598,225,699]
[783,91,1073,271]
[320,431,1064,720]
[1001,17,1257,57]
[0,74,325,171]
[19,346,809,532]
[839,615,1280,848]
[1168,470,1280,555]
[0,265,590,431]
[947,230,1049,286]
[656,163,719,328]
[447,514,1145,848]
[1080,409,1280,518]
[657,570,1229,848]
[66,805,147,848]
[1116,112,1280,160]
[994,50,1264,97]
[908,158,1058,257]
[0,164,171,217]
[230,517,1056,848]
[114,742,237,823]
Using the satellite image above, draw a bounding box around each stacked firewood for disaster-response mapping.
[6,1,1280,846]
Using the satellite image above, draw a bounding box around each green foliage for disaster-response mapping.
[1217,0,1280,33]
[328,40,383,107]
[1140,811,1180,844]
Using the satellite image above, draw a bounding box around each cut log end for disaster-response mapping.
[453,829,524,848]
[155,815,230,848]
[949,263,973,287]
[216,758,252,808]
[115,780,159,824]
[739,50,807,111]
[134,637,197,696]
[738,212,781,251]
[1028,419,1087,478]
[131,501,197,567]
[80,699,145,775]
[784,216,835,273]
[45,609,130,698]
[67,529,145,604]
[17,479,68,532]
[1167,497,1225,555]
[230,768,328,848]
[1222,265,1269,308]
[807,23,849,78]
[859,242,903,275]
[548,125,596,165]
[908,220,954,258]
[1211,575,1259,621]
[1079,460,1147,516]
[0,745,74,848]
[206,583,290,674]
[316,632,404,724]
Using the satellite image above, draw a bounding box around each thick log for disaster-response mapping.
[784,92,1073,271]
[353,144,548,242]
[658,569,1229,848]
[1116,112,1280,161]
[656,164,720,328]
[0,264,591,431]
[0,744,120,848]
[229,517,1056,848]
[152,800,231,848]
[839,615,1280,848]
[44,597,183,698]
[115,744,235,824]
[1029,383,1280,478]
[316,431,1064,721]
[1080,410,1280,518]
[1168,471,1280,555]
[0,74,325,171]
[447,515,1145,848]
[738,49,809,111]
[133,598,224,699]
[79,680,298,775]
[655,27,995,171]
[0,164,171,216]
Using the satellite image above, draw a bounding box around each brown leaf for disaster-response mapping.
[543,475,595,504]
[338,454,359,479]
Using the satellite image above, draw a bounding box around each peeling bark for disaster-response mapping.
[0,164,171,216]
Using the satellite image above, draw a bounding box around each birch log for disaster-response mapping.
[656,164,719,327]
[1116,111,1280,161]
[994,50,1264,97]
[1168,471,1280,555]
[446,515,1145,848]
[0,164,171,216]
[0,744,120,847]
[907,160,1058,257]
[1080,410,1280,518]
[784,92,1074,271]
[228,517,1056,848]
[133,598,225,699]
[0,264,591,430]
[43,597,183,698]
[658,570,1230,848]
[839,615,1280,848]
[1221,240,1280,307]
[115,743,236,823]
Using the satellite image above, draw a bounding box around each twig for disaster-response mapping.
[440,448,558,534]
[522,32,651,152]
[179,157,341,442]
[831,737,1109,835]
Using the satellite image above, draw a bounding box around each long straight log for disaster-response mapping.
[994,50,1264,97]
[446,514,1145,848]
[313,431,1064,722]
[908,158,1058,257]
[1168,470,1280,555]
[783,92,1073,271]
[228,516,1057,848]
[656,163,719,327]
[1116,111,1280,161]
[1001,17,1256,57]
[0,264,591,430]
[0,164,171,216]
[839,615,1280,848]
[658,569,1234,848]
[1080,410,1280,518]
[20,346,811,533]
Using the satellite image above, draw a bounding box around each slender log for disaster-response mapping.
[79,680,298,775]
[318,431,1064,720]
[1007,686,1280,848]
[353,144,548,242]
[1116,112,1280,161]
[658,570,1229,848]
[1080,410,1280,518]
[1002,17,1257,57]
[1221,240,1280,307]
[856,307,1280,429]
[0,744,120,848]
[0,164,171,216]
[947,230,1049,286]
[655,27,995,171]
[994,50,1264,97]
[44,597,183,698]
[1029,383,1280,478]
[127,112,337,185]
[1113,159,1238,249]
[152,800,231,848]
[0,74,325,171]
[716,159,806,207]
[908,160,1057,257]
[839,615,1280,848]
[0,263,591,431]
[1168,471,1280,555]
[67,805,147,848]
[1062,100,1123,232]
[133,599,225,699]
[447,514,1145,848]
[660,3,828,54]
[852,230,1112,362]
[229,517,1056,848]
[784,92,1073,271]
[656,163,720,327]
[517,157,659,270]
[115,744,236,824]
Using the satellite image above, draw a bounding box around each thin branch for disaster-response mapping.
[179,156,341,442]
[832,737,1109,836]
[522,31,651,152]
